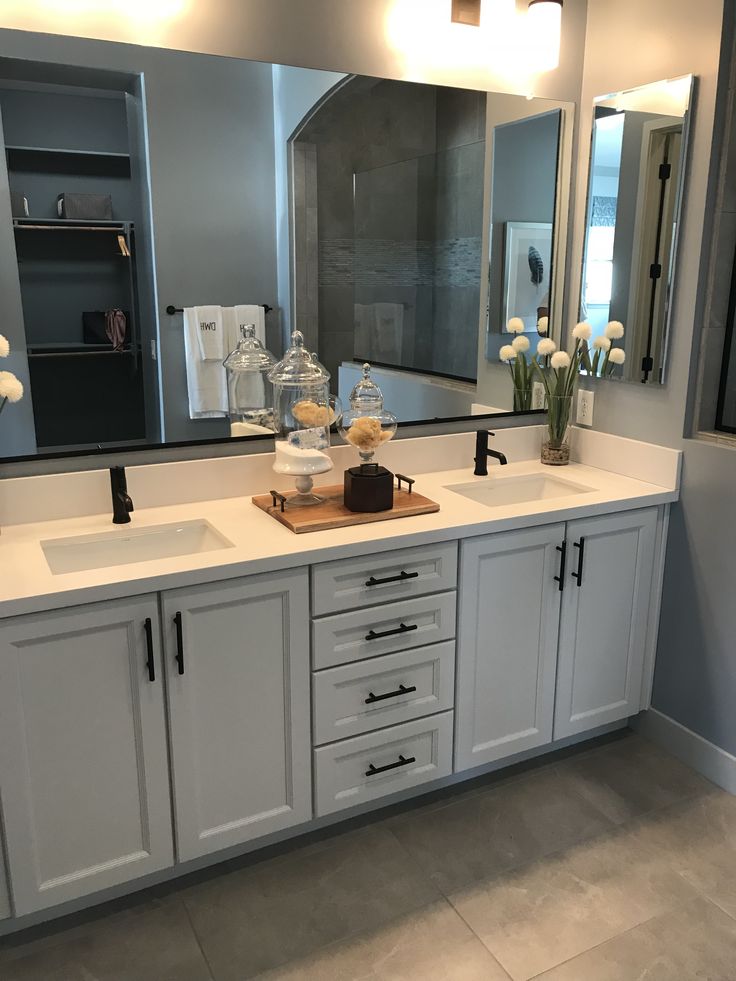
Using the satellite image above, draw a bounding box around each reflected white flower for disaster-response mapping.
[605,320,625,340]
[512,335,530,353]
[608,347,626,365]
[537,338,557,357]
[537,316,549,335]
[0,334,9,358]
[507,317,525,334]
[0,370,23,402]
[593,336,611,351]
[551,351,571,369]
[499,344,516,362]
[572,322,592,341]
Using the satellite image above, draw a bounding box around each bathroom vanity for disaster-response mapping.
[0,427,680,931]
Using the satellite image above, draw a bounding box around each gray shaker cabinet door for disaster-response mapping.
[455,524,565,771]
[554,508,658,738]
[0,596,173,915]
[162,568,312,862]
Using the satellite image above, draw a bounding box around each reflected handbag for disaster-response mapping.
[83,310,130,348]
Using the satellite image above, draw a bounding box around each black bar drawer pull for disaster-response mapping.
[554,540,567,592]
[173,611,185,675]
[365,622,418,642]
[365,683,417,704]
[143,617,156,683]
[365,570,419,588]
[365,754,416,777]
[571,537,585,587]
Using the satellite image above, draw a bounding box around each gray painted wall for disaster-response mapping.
[573,0,736,755]
[0,29,279,445]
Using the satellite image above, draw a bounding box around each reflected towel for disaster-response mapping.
[193,305,226,362]
[183,308,228,418]
[225,304,266,350]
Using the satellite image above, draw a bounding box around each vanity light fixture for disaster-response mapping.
[451,0,482,27]
[527,0,563,72]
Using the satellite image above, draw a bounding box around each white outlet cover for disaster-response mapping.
[532,382,545,410]
[577,389,594,426]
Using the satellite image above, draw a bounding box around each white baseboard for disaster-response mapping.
[633,708,736,794]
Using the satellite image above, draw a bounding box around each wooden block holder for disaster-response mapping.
[252,473,439,534]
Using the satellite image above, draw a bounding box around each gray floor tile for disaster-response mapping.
[533,896,736,980]
[0,898,213,981]
[386,767,614,895]
[254,900,510,980]
[633,790,736,919]
[448,814,700,980]
[180,825,441,980]
[554,733,716,824]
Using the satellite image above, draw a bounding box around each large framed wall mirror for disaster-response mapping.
[0,29,574,465]
[580,75,693,384]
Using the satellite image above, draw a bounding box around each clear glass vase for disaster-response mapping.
[513,388,532,412]
[541,394,573,466]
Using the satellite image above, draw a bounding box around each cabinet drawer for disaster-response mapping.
[311,541,458,616]
[314,711,454,816]
[313,640,456,745]
[312,591,457,670]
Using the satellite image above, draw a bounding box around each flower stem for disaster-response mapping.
[0,396,7,418]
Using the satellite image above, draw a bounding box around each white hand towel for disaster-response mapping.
[183,308,228,418]
[226,304,266,349]
[193,305,226,362]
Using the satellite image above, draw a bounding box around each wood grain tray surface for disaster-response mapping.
[252,484,439,534]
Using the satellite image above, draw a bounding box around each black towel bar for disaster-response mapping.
[166,303,273,316]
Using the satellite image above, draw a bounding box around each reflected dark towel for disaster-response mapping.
[106,309,127,352]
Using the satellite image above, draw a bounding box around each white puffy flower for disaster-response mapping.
[512,335,530,353]
[572,321,592,341]
[499,344,516,362]
[537,338,557,357]
[608,347,626,365]
[551,351,571,370]
[605,320,625,340]
[507,317,525,334]
[0,334,9,358]
[0,370,23,402]
[537,316,549,335]
[593,336,611,351]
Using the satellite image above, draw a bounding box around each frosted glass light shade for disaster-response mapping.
[527,0,562,72]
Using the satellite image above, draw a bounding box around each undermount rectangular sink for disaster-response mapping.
[41,519,235,575]
[446,473,595,508]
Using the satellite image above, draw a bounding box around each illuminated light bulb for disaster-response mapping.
[526,0,562,73]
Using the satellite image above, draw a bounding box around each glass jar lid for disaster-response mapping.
[267,330,330,387]
[349,362,383,412]
[223,324,276,374]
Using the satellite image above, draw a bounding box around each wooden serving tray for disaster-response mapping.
[252,484,439,534]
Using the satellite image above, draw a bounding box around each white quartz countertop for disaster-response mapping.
[0,457,678,618]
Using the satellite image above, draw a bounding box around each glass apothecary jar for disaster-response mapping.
[223,325,277,436]
[267,330,339,505]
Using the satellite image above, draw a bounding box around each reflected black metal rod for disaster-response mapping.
[166,303,272,315]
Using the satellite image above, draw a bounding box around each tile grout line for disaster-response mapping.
[179,896,218,981]
[444,898,515,981]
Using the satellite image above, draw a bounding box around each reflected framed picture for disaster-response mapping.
[502,221,553,333]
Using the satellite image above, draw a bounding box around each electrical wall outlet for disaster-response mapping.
[577,389,594,426]
[150,340,157,362]
[532,382,545,410]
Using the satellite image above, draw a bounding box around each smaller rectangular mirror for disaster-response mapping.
[580,75,693,384]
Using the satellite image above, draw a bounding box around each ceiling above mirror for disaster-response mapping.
[580,75,693,385]
[0,30,574,464]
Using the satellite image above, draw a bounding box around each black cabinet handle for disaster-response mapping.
[173,611,185,675]
[571,537,585,587]
[365,754,416,777]
[365,683,417,704]
[365,570,419,587]
[365,623,418,642]
[554,540,567,592]
[143,617,156,683]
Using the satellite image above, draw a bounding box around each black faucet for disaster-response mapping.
[110,466,134,524]
[474,430,508,476]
